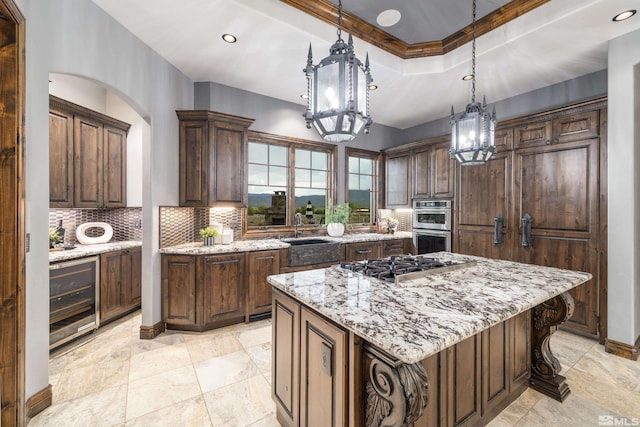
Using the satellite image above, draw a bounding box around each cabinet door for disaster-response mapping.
[514,139,599,336]
[100,250,125,323]
[198,253,246,327]
[448,335,482,427]
[509,310,531,391]
[272,290,300,427]
[382,238,408,257]
[345,241,382,261]
[49,107,74,207]
[455,152,512,260]
[482,321,509,411]
[212,123,246,206]
[300,307,347,427]
[74,115,103,208]
[430,141,454,199]
[552,110,599,144]
[161,255,197,326]
[514,120,552,149]
[248,250,280,319]
[103,125,127,208]
[413,146,431,198]
[126,247,142,308]
[385,152,411,208]
[179,120,209,206]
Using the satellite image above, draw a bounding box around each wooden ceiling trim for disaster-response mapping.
[280,0,550,59]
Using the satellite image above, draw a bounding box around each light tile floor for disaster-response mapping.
[29,312,640,426]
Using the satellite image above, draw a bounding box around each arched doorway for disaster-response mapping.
[0,0,25,425]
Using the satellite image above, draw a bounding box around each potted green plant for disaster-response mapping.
[199,226,220,246]
[49,228,62,249]
[324,203,350,237]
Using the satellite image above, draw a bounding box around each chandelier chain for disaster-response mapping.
[471,0,477,104]
[337,0,343,40]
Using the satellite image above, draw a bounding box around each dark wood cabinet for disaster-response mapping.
[161,255,197,327]
[382,238,412,257]
[300,306,348,427]
[384,151,411,208]
[177,110,254,207]
[514,120,552,149]
[198,253,246,328]
[248,250,280,320]
[345,241,382,261]
[273,289,300,427]
[430,140,455,199]
[50,96,130,208]
[100,247,141,324]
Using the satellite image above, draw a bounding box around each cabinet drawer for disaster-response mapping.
[345,241,382,261]
[383,239,406,257]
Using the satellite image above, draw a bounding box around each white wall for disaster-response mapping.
[18,0,193,398]
[607,28,640,346]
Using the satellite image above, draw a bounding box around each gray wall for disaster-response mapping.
[17,0,193,398]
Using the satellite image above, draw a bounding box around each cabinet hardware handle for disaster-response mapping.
[521,214,532,247]
[493,215,504,245]
[355,249,372,254]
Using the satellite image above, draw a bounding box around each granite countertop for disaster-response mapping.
[49,241,142,263]
[267,251,592,364]
[159,231,413,255]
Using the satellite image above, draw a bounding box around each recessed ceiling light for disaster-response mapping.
[368,84,378,90]
[462,74,473,81]
[613,9,636,22]
[222,33,237,43]
[376,9,401,27]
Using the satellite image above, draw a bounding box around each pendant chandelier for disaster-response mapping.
[450,0,497,166]
[303,0,373,143]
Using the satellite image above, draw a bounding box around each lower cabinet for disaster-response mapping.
[162,250,279,331]
[100,247,141,324]
[383,238,413,257]
[345,241,382,261]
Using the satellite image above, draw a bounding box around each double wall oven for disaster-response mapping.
[413,199,452,254]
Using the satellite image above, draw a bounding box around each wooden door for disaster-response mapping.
[430,141,455,199]
[455,151,512,260]
[413,145,431,198]
[272,290,300,427]
[73,115,103,208]
[198,253,246,327]
[161,255,197,327]
[100,251,125,323]
[103,125,127,207]
[514,138,599,336]
[179,119,209,206]
[126,247,142,308]
[248,250,280,319]
[300,307,347,427]
[49,106,73,207]
[385,152,411,208]
[212,124,246,206]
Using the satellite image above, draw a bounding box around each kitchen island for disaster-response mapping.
[267,252,592,427]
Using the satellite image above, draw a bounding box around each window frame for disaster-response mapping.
[345,147,380,231]
[243,131,337,239]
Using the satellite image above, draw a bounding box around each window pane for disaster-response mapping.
[248,188,287,226]
[296,149,310,169]
[349,190,371,223]
[269,166,287,186]
[248,164,268,185]
[295,188,326,225]
[312,151,327,170]
[348,157,359,173]
[295,168,310,188]
[270,145,288,166]
[349,173,359,189]
[360,158,372,175]
[359,174,371,191]
[248,142,268,164]
[311,170,327,188]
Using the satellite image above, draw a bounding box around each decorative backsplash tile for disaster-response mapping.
[160,207,243,248]
[49,207,143,245]
[378,209,412,232]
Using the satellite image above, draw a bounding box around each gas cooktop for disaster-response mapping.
[340,255,472,284]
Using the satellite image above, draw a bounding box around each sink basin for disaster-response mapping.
[286,238,331,246]
[287,239,341,267]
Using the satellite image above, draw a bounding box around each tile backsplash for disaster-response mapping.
[160,206,242,248]
[49,208,143,245]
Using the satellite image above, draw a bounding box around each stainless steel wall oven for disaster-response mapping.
[413,199,452,254]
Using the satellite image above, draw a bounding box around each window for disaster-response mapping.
[346,148,379,224]
[246,133,335,232]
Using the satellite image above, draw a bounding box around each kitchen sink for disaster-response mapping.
[286,238,341,267]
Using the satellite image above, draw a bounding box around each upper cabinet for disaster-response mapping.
[177,110,254,207]
[384,150,411,208]
[514,110,598,149]
[49,96,130,208]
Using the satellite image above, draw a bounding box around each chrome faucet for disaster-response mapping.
[294,212,303,238]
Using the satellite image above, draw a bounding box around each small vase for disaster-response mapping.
[388,225,396,235]
[203,237,215,246]
[326,223,345,237]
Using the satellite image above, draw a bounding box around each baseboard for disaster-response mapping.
[605,336,640,361]
[139,321,165,340]
[26,384,52,418]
